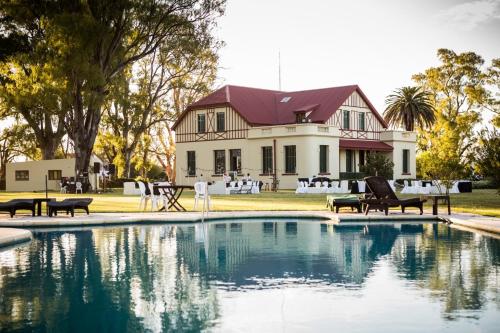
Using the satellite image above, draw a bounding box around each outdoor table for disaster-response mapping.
[154,185,194,212]
[424,194,451,215]
[33,198,55,216]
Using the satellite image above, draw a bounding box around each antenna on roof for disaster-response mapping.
[278,50,282,91]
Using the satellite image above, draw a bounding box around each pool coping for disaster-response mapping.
[0,210,499,248]
[0,228,32,248]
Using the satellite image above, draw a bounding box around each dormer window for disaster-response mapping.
[295,112,307,123]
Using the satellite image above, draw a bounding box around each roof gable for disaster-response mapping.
[173,84,387,129]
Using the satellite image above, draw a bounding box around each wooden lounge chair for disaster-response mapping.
[48,198,93,217]
[362,176,426,215]
[0,199,35,218]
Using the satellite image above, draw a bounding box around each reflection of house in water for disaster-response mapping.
[174,221,403,286]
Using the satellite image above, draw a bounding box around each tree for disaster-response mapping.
[474,130,500,191]
[0,124,39,182]
[97,26,220,178]
[412,49,496,172]
[0,0,225,175]
[384,86,435,131]
[359,153,394,180]
[0,48,67,160]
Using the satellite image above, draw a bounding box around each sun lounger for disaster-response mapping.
[0,199,35,218]
[362,176,426,215]
[48,198,93,217]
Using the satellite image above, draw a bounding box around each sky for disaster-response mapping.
[215,0,500,112]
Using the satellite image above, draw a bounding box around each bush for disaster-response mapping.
[359,153,394,180]
[106,178,136,188]
[472,178,498,189]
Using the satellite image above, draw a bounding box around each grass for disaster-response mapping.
[0,189,499,217]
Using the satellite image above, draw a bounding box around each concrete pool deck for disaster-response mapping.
[0,210,499,247]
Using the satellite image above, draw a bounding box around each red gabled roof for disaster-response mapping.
[339,139,393,151]
[172,84,388,129]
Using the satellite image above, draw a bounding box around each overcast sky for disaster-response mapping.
[215,0,500,112]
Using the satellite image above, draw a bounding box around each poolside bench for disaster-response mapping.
[0,199,35,218]
[48,198,93,217]
[326,195,362,213]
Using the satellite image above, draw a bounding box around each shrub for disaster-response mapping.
[359,153,394,180]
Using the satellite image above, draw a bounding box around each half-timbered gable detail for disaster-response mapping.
[175,106,249,143]
[326,91,385,140]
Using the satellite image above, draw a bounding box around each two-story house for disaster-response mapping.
[172,85,416,189]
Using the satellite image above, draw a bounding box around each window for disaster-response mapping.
[229,149,241,173]
[359,112,365,131]
[48,170,62,180]
[359,150,365,166]
[216,112,225,132]
[214,150,225,174]
[296,112,306,123]
[262,146,273,174]
[346,150,353,173]
[403,149,410,174]
[197,114,206,133]
[284,145,296,173]
[187,151,196,176]
[319,145,328,173]
[343,110,350,129]
[15,170,29,181]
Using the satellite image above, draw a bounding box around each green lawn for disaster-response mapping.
[0,189,499,217]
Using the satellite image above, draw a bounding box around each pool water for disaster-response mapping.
[0,221,499,332]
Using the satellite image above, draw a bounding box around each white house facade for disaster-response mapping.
[173,85,416,189]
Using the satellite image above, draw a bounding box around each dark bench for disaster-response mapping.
[48,198,93,217]
[0,199,35,218]
[326,195,362,213]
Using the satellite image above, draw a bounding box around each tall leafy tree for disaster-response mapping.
[384,86,435,131]
[413,49,497,176]
[0,0,225,175]
[0,6,68,160]
[97,23,220,178]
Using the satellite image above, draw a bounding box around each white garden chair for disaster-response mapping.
[338,180,349,194]
[148,183,166,211]
[448,181,460,194]
[388,180,396,192]
[251,181,260,194]
[321,181,329,193]
[137,181,151,210]
[75,182,83,194]
[357,180,366,193]
[194,181,211,210]
[328,181,340,193]
[401,180,415,194]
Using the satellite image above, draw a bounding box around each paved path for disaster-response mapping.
[1,210,499,248]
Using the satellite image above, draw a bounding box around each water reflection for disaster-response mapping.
[0,222,498,332]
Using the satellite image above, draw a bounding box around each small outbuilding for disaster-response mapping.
[6,155,104,192]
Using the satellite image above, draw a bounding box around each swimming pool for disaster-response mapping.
[0,220,498,332]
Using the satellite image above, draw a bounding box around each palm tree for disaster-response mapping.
[384,86,436,131]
